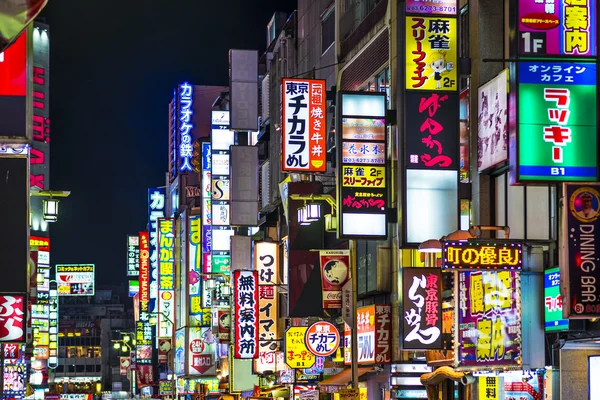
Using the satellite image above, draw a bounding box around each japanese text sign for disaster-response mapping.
[562,183,600,318]
[478,377,500,400]
[189,215,203,316]
[56,264,95,296]
[258,285,279,364]
[127,235,140,276]
[305,321,340,357]
[406,0,457,15]
[148,187,166,313]
[255,242,279,285]
[544,267,569,331]
[158,218,175,338]
[188,327,216,375]
[281,78,327,172]
[179,82,194,172]
[0,295,25,342]
[319,250,350,309]
[518,0,596,56]
[338,92,388,239]
[516,61,597,182]
[402,268,442,350]
[285,327,316,369]
[406,91,459,169]
[457,271,521,369]
[405,16,457,91]
[233,270,259,359]
[344,304,392,364]
[139,232,150,312]
[443,241,523,270]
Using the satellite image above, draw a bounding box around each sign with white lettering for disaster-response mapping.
[563,183,600,318]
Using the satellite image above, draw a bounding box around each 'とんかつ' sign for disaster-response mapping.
[443,241,522,270]
[457,271,521,369]
[284,327,316,369]
[304,321,340,357]
[516,61,597,182]
[281,78,327,172]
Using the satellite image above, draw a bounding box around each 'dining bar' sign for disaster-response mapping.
[443,241,523,270]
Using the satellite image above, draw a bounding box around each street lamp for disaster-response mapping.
[289,194,337,232]
[30,190,71,223]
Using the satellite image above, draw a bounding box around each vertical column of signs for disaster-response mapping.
[127,235,140,277]
[148,188,166,314]
[189,215,207,322]
[233,270,259,359]
[403,4,460,245]
[281,79,327,172]
[201,142,214,309]
[254,242,280,373]
[137,231,153,367]
[47,284,58,369]
[337,92,388,239]
[512,0,597,183]
[211,111,235,276]
[32,246,50,363]
[158,219,176,339]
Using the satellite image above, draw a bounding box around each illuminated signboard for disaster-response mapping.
[457,271,521,369]
[30,236,50,250]
[284,327,316,369]
[0,29,28,139]
[257,285,279,367]
[515,61,597,182]
[443,241,523,270]
[544,267,569,331]
[255,242,279,285]
[139,231,150,311]
[127,235,140,276]
[562,183,600,318]
[405,91,459,169]
[478,70,508,172]
[187,327,216,376]
[55,264,95,296]
[305,321,340,357]
[189,215,203,316]
[158,219,175,338]
[0,295,25,342]
[405,0,457,15]
[344,305,392,365]
[337,92,388,240]
[47,286,58,369]
[233,270,259,359]
[405,16,457,91]
[3,363,27,397]
[281,78,327,172]
[518,0,596,56]
[179,82,194,172]
[401,268,442,350]
[148,187,166,313]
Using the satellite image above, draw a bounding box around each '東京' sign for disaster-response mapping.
[443,241,522,270]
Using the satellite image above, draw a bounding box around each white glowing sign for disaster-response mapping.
[179,82,194,172]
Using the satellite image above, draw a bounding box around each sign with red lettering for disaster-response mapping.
[405,91,458,170]
[188,327,216,375]
[281,78,327,172]
[0,295,25,342]
[401,268,442,350]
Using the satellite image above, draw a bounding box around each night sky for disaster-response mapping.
[40,1,296,285]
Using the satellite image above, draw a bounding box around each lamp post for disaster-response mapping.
[30,190,71,223]
[112,332,136,396]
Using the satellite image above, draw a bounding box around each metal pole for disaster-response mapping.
[350,240,359,390]
[0,344,4,399]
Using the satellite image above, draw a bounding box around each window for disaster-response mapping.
[321,9,335,53]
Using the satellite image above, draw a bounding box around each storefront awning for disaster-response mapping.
[318,368,374,386]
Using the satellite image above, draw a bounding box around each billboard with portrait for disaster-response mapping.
[478,70,508,172]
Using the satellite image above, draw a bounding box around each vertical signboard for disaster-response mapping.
[477,70,509,172]
[187,327,216,376]
[401,268,442,350]
[515,61,597,182]
[47,284,58,369]
[229,49,259,131]
[562,183,600,318]
[139,232,150,312]
[405,16,457,91]
[201,142,212,288]
[337,92,388,239]
[230,146,259,226]
[178,82,194,172]
[158,218,175,337]
[0,28,29,139]
[0,157,28,293]
[0,295,26,342]
[149,188,166,313]
[31,23,50,192]
[456,271,521,369]
[281,78,327,172]
[344,304,392,365]
[233,270,259,359]
[319,250,350,309]
[518,0,596,56]
[189,215,203,316]
[544,267,569,331]
[211,111,234,275]
[127,235,140,276]
[255,242,280,370]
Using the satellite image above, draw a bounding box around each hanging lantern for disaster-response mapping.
[42,198,59,222]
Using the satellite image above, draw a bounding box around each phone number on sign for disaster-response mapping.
[406,5,457,13]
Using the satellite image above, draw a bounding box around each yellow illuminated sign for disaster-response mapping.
[405,16,458,91]
[478,376,500,400]
[284,327,315,369]
[443,241,522,270]
[342,166,386,188]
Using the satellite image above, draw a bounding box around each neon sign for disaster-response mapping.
[179,82,194,172]
[443,241,523,270]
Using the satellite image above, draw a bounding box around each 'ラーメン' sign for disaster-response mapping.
[443,241,522,270]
